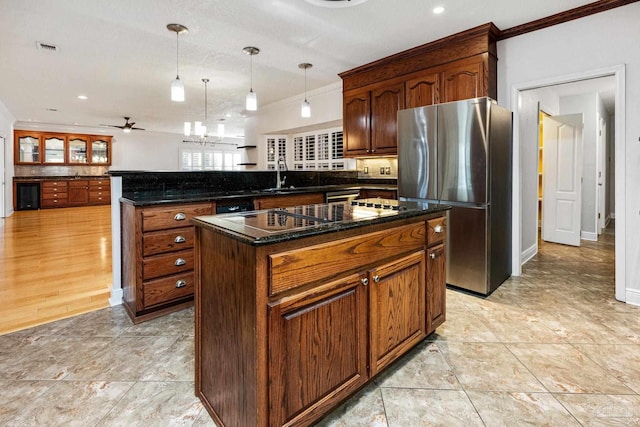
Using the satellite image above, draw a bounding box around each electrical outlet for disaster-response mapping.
[384,167,391,175]
[380,167,385,174]
[363,166,368,174]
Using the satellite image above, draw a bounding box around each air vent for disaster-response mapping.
[36,41,58,52]
[303,0,369,8]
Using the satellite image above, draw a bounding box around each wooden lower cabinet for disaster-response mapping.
[268,273,368,426]
[68,180,90,206]
[426,215,447,333]
[194,213,447,427]
[359,188,397,200]
[121,201,214,323]
[41,181,68,208]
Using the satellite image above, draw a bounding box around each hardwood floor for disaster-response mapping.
[0,205,112,335]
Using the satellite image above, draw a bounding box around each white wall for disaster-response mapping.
[0,100,16,217]
[244,82,343,169]
[497,2,640,304]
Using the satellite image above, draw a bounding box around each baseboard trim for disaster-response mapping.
[625,288,640,307]
[581,231,598,241]
[521,242,538,265]
[109,288,123,306]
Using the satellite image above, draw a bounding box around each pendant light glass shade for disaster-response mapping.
[167,24,188,102]
[298,63,313,118]
[217,122,225,138]
[171,77,185,102]
[246,90,257,111]
[301,99,311,118]
[243,47,260,111]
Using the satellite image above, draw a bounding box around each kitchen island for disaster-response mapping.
[192,200,449,427]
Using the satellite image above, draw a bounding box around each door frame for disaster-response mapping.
[510,64,626,302]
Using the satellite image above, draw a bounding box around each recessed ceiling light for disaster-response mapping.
[77,95,88,100]
[433,6,445,14]
[304,0,369,8]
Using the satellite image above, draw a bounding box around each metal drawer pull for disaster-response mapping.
[361,278,369,286]
[174,235,186,243]
[174,258,186,266]
[174,213,187,221]
[175,279,187,288]
[373,275,381,283]
[434,225,444,233]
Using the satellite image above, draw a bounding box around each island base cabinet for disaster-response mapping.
[427,243,446,333]
[268,274,368,427]
[369,251,426,376]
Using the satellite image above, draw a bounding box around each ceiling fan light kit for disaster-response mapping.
[167,23,188,102]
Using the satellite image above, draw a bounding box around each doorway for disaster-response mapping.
[511,65,625,302]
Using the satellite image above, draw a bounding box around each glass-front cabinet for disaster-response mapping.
[14,130,112,165]
[15,131,41,164]
[68,135,89,164]
[90,137,110,164]
[43,135,66,163]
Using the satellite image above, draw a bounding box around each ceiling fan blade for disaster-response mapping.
[99,124,125,129]
[131,126,145,131]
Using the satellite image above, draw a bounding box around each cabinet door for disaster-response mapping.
[14,131,42,164]
[369,251,426,376]
[268,273,367,426]
[68,135,89,164]
[370,82,405,155]
[405,72,439,108]
[253,192,324,210]
[426,243,446,334]
[43,135,66,164]
[343,91,371,156]
[441,58,484,103]
[67,180,89,205]
[90,136,111,164]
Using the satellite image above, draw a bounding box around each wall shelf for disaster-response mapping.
[237,145,257,149]
[238,162,257,166]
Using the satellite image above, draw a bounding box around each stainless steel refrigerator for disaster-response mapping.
[398,97,512,295]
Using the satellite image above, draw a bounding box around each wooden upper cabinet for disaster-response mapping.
[405,71,440,108]
[14,130,112,165]
[370,82,405,155]
[14,131,42,164]
[43,134,66,164]
[343,91,371,156]
[90,136,111,164]
[68,135,89,164]
[441,56,485,103]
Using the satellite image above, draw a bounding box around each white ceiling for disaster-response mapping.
[0,0,608,138]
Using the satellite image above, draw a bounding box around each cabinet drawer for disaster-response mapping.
[42,190,68,199]
[68,180,89,188]
[143,272,194,308]
[269,222,425,295]
[42,198,67,208]
[89,180,110,188]
[42,182,67,191]
[142,250,194,280]
[143,227,194,256]
[141,203,213,232]
[427,216,446,246]
[89,191,110,203]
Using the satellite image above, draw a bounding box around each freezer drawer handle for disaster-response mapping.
[174,258,186,266]
[175,279,187,288]
[174,235,186,243]
[174,213,187,221]
[434,225,444,233]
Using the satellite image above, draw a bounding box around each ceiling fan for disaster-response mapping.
[100,117,145,132]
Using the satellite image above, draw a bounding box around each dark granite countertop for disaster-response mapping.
[191,200,450,246]
[13,175,110,181]
[120,183,397,206]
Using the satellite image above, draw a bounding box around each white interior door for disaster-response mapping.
[597,118,607,234]
[542,113,583,246]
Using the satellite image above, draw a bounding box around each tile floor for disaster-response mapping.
[1,224,639,426]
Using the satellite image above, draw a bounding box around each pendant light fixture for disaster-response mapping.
[167,23,188,102]
[299,63,313,118]
[184,78,210,141]
[243,46,260,111]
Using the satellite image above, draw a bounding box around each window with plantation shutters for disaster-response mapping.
[180,148,241,171]
[282,127,354,171]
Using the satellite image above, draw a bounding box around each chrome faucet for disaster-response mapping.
[276,156,287,189]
